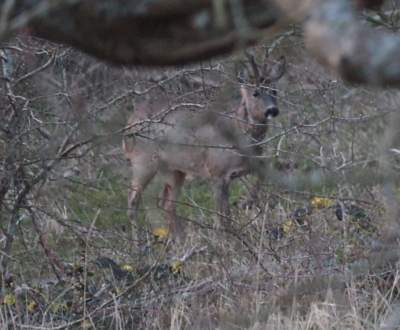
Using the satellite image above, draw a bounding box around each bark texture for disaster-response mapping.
[4,0,400,87]
[7,0,280,65]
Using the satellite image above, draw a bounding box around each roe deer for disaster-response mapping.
[123,54,286,244]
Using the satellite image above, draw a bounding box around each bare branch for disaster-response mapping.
[12,50,55,86]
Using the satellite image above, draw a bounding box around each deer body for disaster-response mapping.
[123,56,285,244]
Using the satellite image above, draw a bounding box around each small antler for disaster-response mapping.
[244,50,260,85]
[234,60,247,83]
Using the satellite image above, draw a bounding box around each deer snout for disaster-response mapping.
[265,106,279,118]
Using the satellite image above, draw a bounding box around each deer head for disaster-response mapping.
[236,52,286,138]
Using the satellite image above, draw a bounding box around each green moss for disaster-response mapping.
[179,180,214,219]
[178,179,248,220]
[229,180,248,204]
[67,168,128,229]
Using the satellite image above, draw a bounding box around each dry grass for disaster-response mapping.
[1,29,400,329]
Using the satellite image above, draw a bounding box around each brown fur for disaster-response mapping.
[123,58,285,244]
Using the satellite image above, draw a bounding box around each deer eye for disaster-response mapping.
[253,90,260,97]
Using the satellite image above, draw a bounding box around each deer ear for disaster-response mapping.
[262,56,286,83]
[240,86,250,106]
[270,56,286,82]
[240,85,247,97]
[122,135,136,154]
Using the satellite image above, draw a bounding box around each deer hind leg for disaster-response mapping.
[127,159,157,246]
[237,178,261,212]
[159,170,186,239]
[213,178,231,229]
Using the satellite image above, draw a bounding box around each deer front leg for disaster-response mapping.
[159,171,186,240]
[127,161,157,247]
[127,183,145,245]
[213,178,231,229]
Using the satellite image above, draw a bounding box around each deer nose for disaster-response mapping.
[265,106,279,118]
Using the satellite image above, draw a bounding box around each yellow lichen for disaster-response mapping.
[311,197,334,209]
[152,227,170,240]
[170,260,183,274]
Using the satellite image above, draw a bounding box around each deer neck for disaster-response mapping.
[236,102,267,144]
